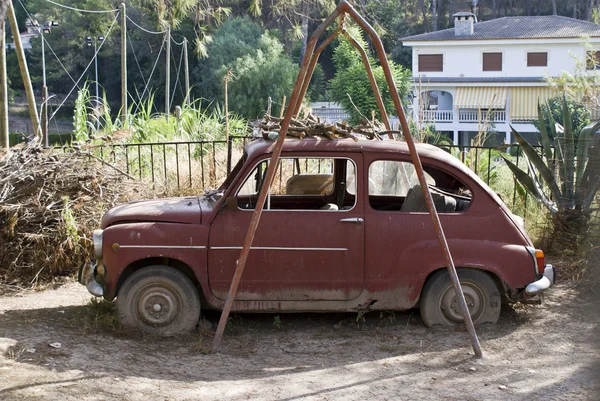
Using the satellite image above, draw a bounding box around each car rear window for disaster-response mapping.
[368,160,471,213]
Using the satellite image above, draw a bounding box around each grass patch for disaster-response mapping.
[80,298,121,332]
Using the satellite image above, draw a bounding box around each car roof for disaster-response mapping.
[244,137,466,171]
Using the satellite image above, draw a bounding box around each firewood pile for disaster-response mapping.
[0,145,155,287]
[256,114,388,141]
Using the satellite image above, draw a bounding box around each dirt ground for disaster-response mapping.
[0,277,599,401]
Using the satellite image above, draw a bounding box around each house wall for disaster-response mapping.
[411,39,600,78]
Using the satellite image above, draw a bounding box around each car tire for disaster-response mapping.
[420,268,501,327]
[116,265,201,335]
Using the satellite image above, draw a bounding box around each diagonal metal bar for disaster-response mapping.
[337,1,482,357]
[340,29,391,134]
[211,8,342,353]
[293,27,341,118]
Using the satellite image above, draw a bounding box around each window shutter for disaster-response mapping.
[418,55,443,72]
[527,52,548,67]
[482,53,502,71]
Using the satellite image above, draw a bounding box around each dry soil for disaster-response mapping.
[0,278,599,400]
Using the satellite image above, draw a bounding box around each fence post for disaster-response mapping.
[227,137,233,174]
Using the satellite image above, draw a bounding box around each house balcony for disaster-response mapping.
[419,109,453,122]
[458,110,506,123]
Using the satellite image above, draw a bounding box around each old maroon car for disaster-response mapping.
[79,138,555,334]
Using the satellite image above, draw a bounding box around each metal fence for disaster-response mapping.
[68,137,539,217]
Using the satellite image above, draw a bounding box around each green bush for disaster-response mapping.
[328,29,411,124]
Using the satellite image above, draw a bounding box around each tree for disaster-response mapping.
[533,96,591,142]
[328,29,411,124]
[196,17,265,105]
[224,32,298,119]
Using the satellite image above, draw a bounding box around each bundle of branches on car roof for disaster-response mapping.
[0,144,156,288]
[256,113,387,141]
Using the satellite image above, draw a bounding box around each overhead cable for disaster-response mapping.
[126,15,167,35]
[50,12,121,120]
[42,0,118,13]
[133,39,165,114]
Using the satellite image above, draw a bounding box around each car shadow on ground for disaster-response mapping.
[0,301,528,384]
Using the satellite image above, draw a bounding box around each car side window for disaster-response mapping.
[236,157,357,211]
[368,160,471,213]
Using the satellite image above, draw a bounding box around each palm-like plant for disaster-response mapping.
[502,96,600,245]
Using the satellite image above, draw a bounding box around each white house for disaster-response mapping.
[401,13,600,146]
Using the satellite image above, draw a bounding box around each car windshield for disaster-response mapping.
[214,152,246,193]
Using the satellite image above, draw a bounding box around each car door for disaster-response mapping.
[208,154,365,302]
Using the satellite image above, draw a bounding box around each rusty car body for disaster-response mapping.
[79,138,555,334]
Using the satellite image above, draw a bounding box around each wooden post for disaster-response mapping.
[41,86,48,146]
[120,2,127,127]
[183,37,189,106]
[280,95,286,118]
[7,1,40,140]
[0,20,8,150]
[224,69,231,143]
[165,26,170,117]
[41,30,48,146]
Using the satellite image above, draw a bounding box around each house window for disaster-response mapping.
[418,54,443,72]
[482,53,502,71]
[527,52,548,67]
[587,51,600,70]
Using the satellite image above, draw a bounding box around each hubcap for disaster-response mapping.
[138,287,177,326]
[440,283,483,323]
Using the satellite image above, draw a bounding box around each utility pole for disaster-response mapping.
[7,1,40,141]
[165,26,170,117]
[183,37,189,106]
[120,2,127,127]
[0,20,8,150]
[41,29,47,146]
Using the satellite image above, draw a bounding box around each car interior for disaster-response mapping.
[235,157,471,212]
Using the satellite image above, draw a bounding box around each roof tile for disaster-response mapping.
[402,16,600,41]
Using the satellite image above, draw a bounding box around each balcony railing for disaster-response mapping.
[419,109,453,122]
[459,110,506,123]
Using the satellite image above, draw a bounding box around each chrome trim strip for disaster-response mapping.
[118,245,207,249]
[211,246,348,251]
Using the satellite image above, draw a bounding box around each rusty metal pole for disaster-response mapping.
[337,1,482,358]
[293,28,341,118]
[211,8,342,353]
[341,30,391,133]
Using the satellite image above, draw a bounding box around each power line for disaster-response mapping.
[43,37,80,88]
[50,12,121,120]
[129,38,149,93]
[126,15,167,35]
[171,37,185,46]
[42,0,118,14]
[169,44,184,109]
[133,39,165,114]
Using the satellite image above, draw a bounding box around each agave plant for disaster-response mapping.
[502,96,600,250]
[502,96,600,215]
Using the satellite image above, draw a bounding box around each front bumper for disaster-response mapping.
[78,261,104,297]
[525,264,556,296]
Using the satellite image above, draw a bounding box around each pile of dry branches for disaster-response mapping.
[256,114,389,141]
[0,145,155,287]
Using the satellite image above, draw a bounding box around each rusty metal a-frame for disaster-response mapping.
[211,1,483,358]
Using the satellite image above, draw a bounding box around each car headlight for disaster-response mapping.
[93,229,104,259]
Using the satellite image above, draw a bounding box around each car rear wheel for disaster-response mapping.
[420,268,501,327]
[116,265,201,335]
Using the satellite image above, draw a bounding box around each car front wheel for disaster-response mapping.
[116,265,201,335]
[419,268,501,327]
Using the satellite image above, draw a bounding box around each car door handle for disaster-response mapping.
[339,217,364,224]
